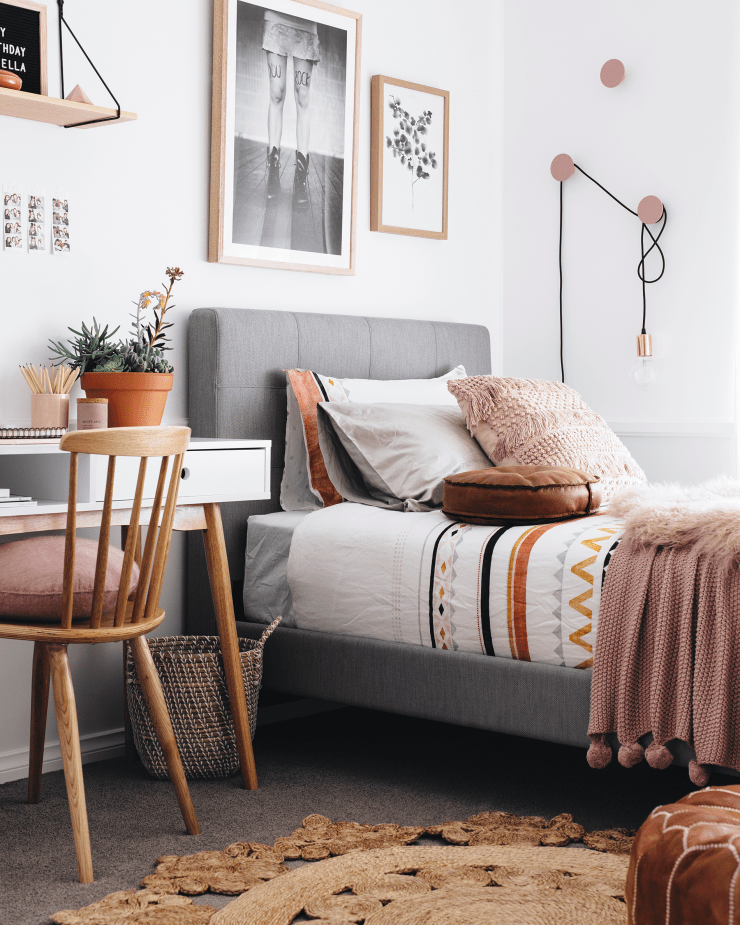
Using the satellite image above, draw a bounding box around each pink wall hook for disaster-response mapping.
[600,59,625,88]
[551,154,575,181]
[637,196,664,224]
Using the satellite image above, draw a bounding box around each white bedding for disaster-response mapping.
[285,503,624,669]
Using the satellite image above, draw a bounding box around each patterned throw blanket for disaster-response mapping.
[588,479,740,785]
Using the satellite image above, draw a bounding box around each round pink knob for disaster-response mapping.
[600,59,625,88]
[551,154,575,182]
[637,195,664,224]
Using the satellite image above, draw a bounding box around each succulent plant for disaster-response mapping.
[48,318,122,374]
[95,356,126,372]
[48,268,183,376]
[121,340,173,374]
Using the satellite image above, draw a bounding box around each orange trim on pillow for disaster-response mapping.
[286,369,343,508]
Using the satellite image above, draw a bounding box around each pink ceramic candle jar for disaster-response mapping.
[76,397,108,430]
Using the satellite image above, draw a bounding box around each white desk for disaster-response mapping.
[0,437,272,790]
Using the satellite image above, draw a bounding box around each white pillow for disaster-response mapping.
[316,402,493,512]
[280,366,467,511]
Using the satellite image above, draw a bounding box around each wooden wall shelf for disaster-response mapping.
[0,87,136,128]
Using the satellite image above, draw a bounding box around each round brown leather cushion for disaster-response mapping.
[627,786,740,924]
[442,465,602,525]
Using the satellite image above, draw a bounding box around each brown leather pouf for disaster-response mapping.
[626,786,740,924]
[443,465,602,526]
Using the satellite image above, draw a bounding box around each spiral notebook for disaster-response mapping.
[0,427,67,439]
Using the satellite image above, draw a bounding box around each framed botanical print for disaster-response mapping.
[370,75,449,239]
[209,0,361,274]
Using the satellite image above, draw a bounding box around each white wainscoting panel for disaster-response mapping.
[0,728,125,784]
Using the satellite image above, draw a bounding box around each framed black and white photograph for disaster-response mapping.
[371,75,449,239]
[209,0,361,274]
[0,0,48,96]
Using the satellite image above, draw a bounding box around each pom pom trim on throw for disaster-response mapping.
[688,759,711,787]
[587,738,613,769]
[645,741,674,769]
[618,742,645,768]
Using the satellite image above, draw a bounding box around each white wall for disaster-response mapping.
[0,0,504,780]
[503,0,738,483]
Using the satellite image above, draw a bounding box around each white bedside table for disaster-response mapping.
[0,436,272,791]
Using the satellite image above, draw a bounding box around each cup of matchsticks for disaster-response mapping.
[20,364,79,429]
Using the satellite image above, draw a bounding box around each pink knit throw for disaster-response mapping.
[588,541,740,783]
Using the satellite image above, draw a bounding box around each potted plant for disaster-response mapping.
[49,267,183,427]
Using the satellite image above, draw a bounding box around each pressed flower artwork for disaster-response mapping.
[371,76,448,239]
[385,96,438,210]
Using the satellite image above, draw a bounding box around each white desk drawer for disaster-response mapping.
[94,448,268,502]
[178,448,267,499]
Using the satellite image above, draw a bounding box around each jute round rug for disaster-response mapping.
[52,813,634,924]
[212,845,630,925]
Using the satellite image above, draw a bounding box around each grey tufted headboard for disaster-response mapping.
[186,308,492,633]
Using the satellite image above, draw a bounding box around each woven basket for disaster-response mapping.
[126,618,281,780]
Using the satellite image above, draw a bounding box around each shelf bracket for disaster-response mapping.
[57,0,122,128]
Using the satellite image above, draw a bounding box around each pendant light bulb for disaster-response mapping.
[630,333,657,390]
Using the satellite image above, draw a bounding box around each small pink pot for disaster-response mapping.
[31,394,70,428]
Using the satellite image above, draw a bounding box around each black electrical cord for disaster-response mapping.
[638,210,667,333]
[557,165,667,381]
[559,180,564,383]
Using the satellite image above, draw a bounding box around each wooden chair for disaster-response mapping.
[0,426,199,883]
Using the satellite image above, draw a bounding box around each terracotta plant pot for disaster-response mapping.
[0,70,22,91]
[80,372,173,427]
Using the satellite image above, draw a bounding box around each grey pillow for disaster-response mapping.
[317,402,493,512]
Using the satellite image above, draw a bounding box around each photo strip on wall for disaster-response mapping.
[28,187,45,253]
[3,182,24,252]
[52,194,70,254]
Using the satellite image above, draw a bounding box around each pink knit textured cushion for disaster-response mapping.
[0,536,140,621]
[447,376,646,504]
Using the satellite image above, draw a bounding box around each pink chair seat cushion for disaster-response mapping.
[0,536,140,620]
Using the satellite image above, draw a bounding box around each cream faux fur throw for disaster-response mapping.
[609,476,740,570]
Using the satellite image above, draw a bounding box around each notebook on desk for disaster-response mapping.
[0,427,67,439]
[0,496,36,508]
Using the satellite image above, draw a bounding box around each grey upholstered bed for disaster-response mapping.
[186,306,731,779]
[188,308,591,747]
[186,307,597,752]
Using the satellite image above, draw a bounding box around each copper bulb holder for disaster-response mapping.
[636,333,652,357]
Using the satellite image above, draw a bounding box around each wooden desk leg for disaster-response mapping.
[203,503,258,790]
[28,641,50,804]
[121,526,142,760]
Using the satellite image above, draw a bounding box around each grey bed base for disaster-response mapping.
[236,621,593,749]
[186,308,702,767]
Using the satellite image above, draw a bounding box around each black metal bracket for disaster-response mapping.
[57,0,121,128]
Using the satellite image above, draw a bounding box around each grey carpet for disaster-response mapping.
[0,705,724,925]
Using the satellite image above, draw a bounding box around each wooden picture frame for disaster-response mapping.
[0,0,48,96]
[209,0,361,274]
[371,75,449,239]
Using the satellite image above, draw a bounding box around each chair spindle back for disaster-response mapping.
[59,427,191,630]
